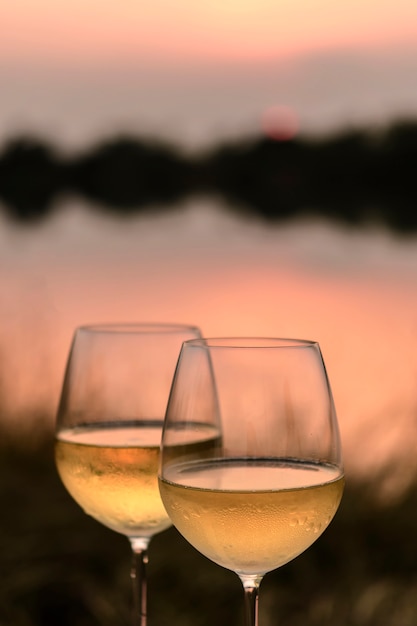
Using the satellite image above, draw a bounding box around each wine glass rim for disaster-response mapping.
[183,337,319,349]
[75,322,201,335]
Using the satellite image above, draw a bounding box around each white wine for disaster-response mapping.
[55,423,171,538]
[159,459,344,575]
[55,421,221,538]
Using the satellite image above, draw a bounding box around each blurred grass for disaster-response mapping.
[1,430,417,626]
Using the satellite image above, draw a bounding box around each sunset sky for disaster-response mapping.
[1,0,417,64]
[0,0,417,148]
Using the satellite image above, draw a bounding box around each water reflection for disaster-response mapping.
[1,196,417,498]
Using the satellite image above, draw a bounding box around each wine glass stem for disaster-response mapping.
[240,576,262,626]
[130,538,151,626]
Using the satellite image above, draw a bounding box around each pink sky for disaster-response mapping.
[1,0,417,66]
[0,1,417,149]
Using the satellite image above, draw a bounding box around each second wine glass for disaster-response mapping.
[159,337,344,626]
[55,322,201,626]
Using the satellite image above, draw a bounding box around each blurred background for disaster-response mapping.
[1,1,417,624]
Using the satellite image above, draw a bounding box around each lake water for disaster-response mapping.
[1,195,417,499]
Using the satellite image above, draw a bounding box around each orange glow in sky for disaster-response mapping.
[1,0,416,150]
[1,0,417,65]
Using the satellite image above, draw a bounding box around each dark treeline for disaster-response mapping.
[0,118,417,232]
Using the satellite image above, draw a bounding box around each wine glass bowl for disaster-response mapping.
[159,337,344,625]
[54,322,202,626]
[55,420,172,540]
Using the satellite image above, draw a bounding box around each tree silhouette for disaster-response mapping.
[0,120,416,232]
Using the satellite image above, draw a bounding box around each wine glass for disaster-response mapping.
[54,322,202,626]
[159,337,344,626]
